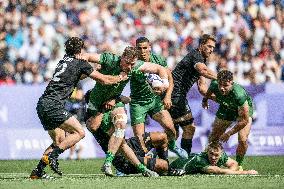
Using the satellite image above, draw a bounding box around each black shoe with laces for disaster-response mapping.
[48,155,63,176]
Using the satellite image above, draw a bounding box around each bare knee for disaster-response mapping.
[77,128,85,139]
[238,140,248,147]
[182,125,195,138]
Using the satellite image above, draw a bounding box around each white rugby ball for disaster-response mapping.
[146,73,164,88]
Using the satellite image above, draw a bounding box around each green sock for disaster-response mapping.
[236,155,244,166]
[104,151,115,164]
[168,140,176,150]
[137,163,146,173]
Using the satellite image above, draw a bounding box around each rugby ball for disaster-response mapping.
[146,73,164,88]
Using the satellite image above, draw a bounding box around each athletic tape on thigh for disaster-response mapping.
[112,128,126,138]
[112,113,128,125]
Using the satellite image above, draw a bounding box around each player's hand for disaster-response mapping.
[202,98,209,109]
[220,132,231,142]
[246,170,258,175]
[103,99,116,110]
[120,96,131,104]
[76,53,89,61]
[152,86,167,95]
[163,95,172,109]
[119,72,129,82]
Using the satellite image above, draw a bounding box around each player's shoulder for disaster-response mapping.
[150,53,167,65]
[232,83,247,97]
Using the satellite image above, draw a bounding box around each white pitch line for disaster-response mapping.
[0,173,283,177]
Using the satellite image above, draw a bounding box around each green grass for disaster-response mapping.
[0,156,284,189]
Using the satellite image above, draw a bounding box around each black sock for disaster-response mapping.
[49,146,64,158]
[181,138,192,155]
[36,159,47,172]
[157,148,168,160]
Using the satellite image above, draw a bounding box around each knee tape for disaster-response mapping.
[112,128,125,138]
[112,113,128,125]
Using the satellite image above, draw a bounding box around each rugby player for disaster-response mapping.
[30,37,128,179]
[201,70,254,170]
[169,34,217,155]
[169,142,258,175]
[77,47,169,176]
[131,37,187,159]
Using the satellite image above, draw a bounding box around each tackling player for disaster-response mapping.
[30,37,128,179]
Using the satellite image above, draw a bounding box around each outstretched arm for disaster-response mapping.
[163,69,174,109]
[76,53,101,63]
[194,62,217,80]
[89,70,128,85]
[203,165,258,175]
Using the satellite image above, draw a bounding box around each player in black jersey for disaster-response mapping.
[169,34,217,155]
[30,37,128,179]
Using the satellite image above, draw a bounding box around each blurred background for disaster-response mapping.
[0,0,284,159]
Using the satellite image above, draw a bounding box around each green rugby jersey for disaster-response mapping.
[170,152,228,174]
[130,53,167,103]
[208,80,253,119]
[89,52,144,107]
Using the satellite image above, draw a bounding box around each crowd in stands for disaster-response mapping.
[0,0,283,86]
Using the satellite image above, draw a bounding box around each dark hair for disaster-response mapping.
[217,70,234,82]
[208,141,223,151]
[122,46,139,60]
[64,37,84,56]
[136,37,150,46]
[199,34,216,45]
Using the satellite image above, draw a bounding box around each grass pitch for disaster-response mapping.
[0,156,283,189]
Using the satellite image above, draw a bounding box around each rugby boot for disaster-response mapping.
[101,162,114,177]
[30,168,53,179]
[48,155,63,176]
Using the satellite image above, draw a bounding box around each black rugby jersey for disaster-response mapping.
[172,49,206,98]
[41,55,93,102]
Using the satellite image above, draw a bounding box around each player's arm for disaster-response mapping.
[163,68,174,109]
[201,82,216,110]
[224,157,239,171]
[89,70,128,85]
[203,165,258,175]
[76,53,101,63]
[139,62,168,80]
[197,76,208,96]
[220,101,250,142]
[194,62,217,80]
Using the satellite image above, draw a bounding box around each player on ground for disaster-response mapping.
[201,70,254,170]
[30,37,128,179]
[169,34,217,155]
[131,37,187,159]
[169,142,258,175]
[77,47,169,176]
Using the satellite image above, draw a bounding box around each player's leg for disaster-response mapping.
[169,98,194,155]
[131,102,150,152]
[102,106,127,176]
[142,157,168,175]
[149,132,168,160]
[236,117,252,169]
[30,128,65,179]
[86,112,104,137]
[208,117,232,143]
[151,97,188,158]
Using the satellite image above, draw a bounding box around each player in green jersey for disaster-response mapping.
[169,142,258,175]
[201,70,254,170]
[131,37,188,159]
[77,46,169,176]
